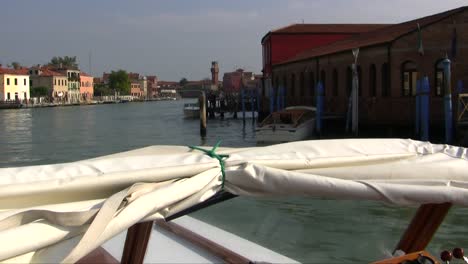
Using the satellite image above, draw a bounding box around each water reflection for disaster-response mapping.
[0,109,33,164]
[0,99,257,167]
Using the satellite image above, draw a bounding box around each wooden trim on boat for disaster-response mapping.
[156,220,252,264]
[77,247,119,264]
[121,221,154,264]
[372,250,439,264]
[395,203,452,253]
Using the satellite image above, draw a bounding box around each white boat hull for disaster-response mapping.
[256,119,315,143]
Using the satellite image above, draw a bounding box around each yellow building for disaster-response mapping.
[29,66,68,101]
[51,67,81,103]
[0,67,30,101]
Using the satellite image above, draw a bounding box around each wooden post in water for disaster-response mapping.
[199,92,207,137]
[443,57,453,144]
[269,86,275,114]
[241,89,246,123]
[415,79,421,138]
[276,86,280,111]
[250,89,255,122]
[351,63,359,136]
[316,81,324,137]
[421,77,430,141]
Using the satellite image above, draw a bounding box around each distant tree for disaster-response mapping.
[30,86,49,97]
[8,62,21,70]
[93,83,113,96]
[108,70,131,95]
[48,56,79,69]
[179,78,188,86]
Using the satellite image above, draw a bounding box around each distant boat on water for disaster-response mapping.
[183,102,199,118]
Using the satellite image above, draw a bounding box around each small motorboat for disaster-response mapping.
[183,103,200,118]
[256,106,316,142]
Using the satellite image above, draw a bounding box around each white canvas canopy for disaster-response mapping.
[0,138,466,263]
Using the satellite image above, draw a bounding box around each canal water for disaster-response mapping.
[0,99,466,263]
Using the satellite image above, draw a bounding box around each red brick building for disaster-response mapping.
[261,24,389,79]
[266,6,468,131]
[223,69,254,93]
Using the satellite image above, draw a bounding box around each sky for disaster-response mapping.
[0,0,466,81]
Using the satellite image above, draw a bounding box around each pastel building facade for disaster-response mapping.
[29,66,68,100]
[80,73,94,101]
[51,68,81,103]
[0,67,30,101]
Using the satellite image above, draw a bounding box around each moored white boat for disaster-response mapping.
[183,103,199,118]
[256,106,316,142]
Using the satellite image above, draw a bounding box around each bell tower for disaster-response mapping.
[211,61,219,86]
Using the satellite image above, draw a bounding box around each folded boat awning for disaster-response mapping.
[0,139,466,263]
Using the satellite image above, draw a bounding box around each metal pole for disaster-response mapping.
[199,92,207,137]
[421,77,430,141]
[316,81,323,136]
[442,57,453,144]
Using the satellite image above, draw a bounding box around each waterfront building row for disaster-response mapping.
[0,64,94,103]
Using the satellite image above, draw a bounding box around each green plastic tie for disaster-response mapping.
[189,141,229,189]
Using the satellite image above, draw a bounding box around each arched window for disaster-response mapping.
[300,72,305,97]
[401,61,418,96]
[346,67,352,97]
[291,74,296,97]
[332,69,338,96]
[381,63,389,97]
[435,60,445,96]
[309,71,315,97]
[369,64,377,97]
[320,70,326,96]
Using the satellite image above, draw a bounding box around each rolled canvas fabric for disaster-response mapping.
[0,139,466,263]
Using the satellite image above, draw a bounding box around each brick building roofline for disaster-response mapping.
[0,67,29,75]
[261,23,391,43]
[278,6,468,66]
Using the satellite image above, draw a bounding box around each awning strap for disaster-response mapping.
[189,141,229,189]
